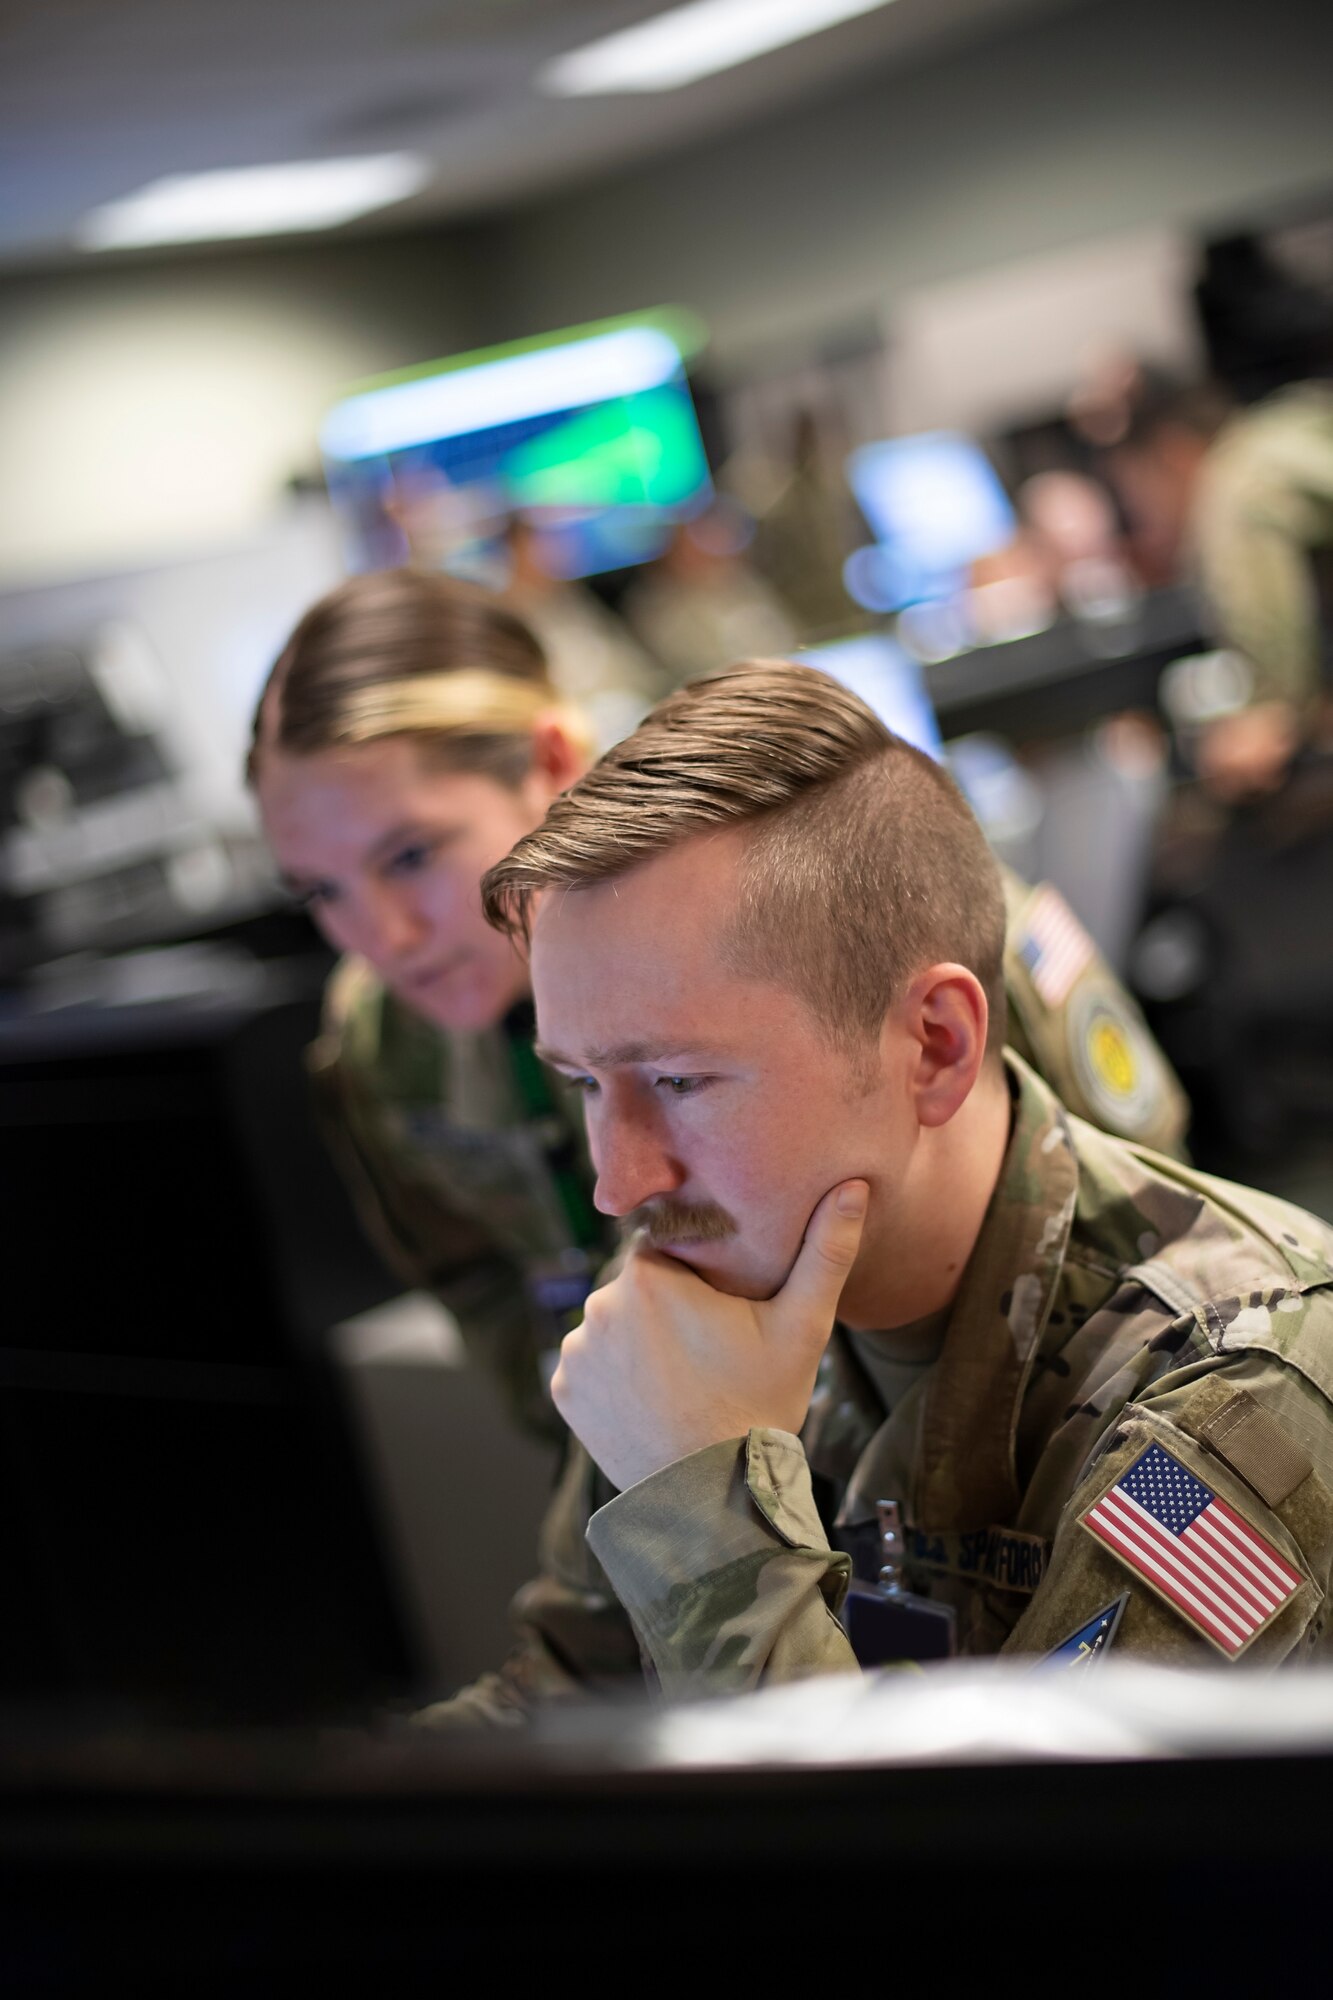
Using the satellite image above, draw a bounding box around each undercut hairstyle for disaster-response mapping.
[482,661,1007,1057]
[247,568,592,788]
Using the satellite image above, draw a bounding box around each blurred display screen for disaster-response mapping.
[321,309,713,580]
[844,431,1016,610]
[798,633,943,761]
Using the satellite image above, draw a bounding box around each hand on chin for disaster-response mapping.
[553,1181,868,1491]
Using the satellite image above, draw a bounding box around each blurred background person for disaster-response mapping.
[1018,469,1142,625]
[499,512,671,749]
[744,407,866,641]
[964,468,1142,646]
[1195,231,1333,407]
[1084,368,1333,801]
[620,499,801,683]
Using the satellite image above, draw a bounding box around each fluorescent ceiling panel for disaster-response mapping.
[77,154,430,250]
[540,0,899,94]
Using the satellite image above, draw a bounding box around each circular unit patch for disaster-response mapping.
[1067,981,1162,1138]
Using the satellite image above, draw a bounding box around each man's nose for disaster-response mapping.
[590,1110,685,1218]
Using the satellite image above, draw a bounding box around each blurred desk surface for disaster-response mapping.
[2,1667,1329,1976]
[927,585,1205,742]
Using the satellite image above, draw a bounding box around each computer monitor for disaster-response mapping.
[797,633,944,761]
[321,309,713,580]
[844,431,1016,610]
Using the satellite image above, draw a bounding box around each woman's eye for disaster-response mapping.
[291,882,337,910]
[387,842,434,876]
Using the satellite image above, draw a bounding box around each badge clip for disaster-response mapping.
[839,1499,957,1667]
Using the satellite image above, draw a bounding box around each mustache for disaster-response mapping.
[628,1198,739,1246]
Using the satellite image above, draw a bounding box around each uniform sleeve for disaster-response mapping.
[585,1429,858,1698]
[415,1431,857,1727]
[1005,1364,1333,1664]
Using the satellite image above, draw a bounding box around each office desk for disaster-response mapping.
[2,1666,1327,1978]
[927,587,1204,742]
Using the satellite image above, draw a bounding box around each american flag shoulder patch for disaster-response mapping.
[1015,886,1095,1007]
[1080,1441,1303,1658]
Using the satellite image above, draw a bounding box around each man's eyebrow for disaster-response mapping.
[535,1039,721,1069]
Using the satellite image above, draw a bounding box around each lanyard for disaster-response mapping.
[501,999,606,1256]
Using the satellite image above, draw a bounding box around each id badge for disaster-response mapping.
[837,1500,957,1667]
[841,1580,957,1665]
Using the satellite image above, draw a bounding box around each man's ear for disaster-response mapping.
[897,963,990,1128]
[528,712,590,801]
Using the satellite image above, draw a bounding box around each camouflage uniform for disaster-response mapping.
[314,881,1189,1455]
[1192,382,1333,714]
[999,868,1188,1157]
[426,1053,1333,1722]
[308,955,613,1445]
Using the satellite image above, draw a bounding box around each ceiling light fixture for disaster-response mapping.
[540,0,899,95]
[76,154,431,251]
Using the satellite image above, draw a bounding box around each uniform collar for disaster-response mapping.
[912,1052,1079,1529]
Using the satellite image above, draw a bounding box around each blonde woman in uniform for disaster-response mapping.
[250,571,614,1444]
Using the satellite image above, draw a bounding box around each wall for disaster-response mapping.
[485,0,1333,367]
[0,230,487,588]
[1,0,1331,586]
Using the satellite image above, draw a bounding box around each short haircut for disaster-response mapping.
[482,661,1007,1055]
[247,568,590,788]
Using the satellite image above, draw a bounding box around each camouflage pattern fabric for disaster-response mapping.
[308,955,609,1444]
[417,1053,1333,1724]
[1192,382,1333,713]
[1000,867,1189,1157]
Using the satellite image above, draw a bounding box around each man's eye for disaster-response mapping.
[655,1075,709,1096]
[568,1075,600,1096]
